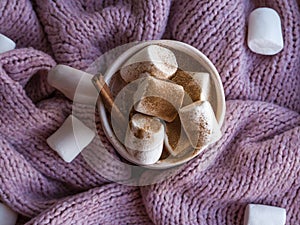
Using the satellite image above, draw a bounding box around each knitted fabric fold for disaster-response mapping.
[32,0,171,69]
[0,48,126,195]
[25,184,153,225]
[0,0,299,224]
[0,137,70,218]
[0,0,51,53]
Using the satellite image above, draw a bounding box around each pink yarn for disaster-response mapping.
[0,0,299,224]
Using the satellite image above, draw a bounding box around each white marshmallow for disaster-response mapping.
[248,7,284,55]
[179,101,221,149]
[134,76,184,122]
[125,114,164,165]
[244,204,286,225]
[171,70,210,106]
[0,34,16,54]
[47,115,95,163]
[120,45,178,82]
[47,65,98,104]
[0,203,18,225]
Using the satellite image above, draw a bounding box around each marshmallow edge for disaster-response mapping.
[0,203,18,225]
[244,204,287,225]
[0,33,16,54]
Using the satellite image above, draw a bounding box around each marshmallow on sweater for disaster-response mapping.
[47,115,95,163]
[120,45,178,82]
[247,7,284,55]
[0,33,16,54]
[244,204,286,225]
[47,65,98,105]
[0,203,18,225]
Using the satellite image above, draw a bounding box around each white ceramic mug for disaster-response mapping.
[98,40,226,169]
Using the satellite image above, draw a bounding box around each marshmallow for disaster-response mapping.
[134,76,184,122]
[47,115,95,163]
[120,45,178,82]
[125,114,164,165]
[0,33,16,54]
[164,115,191,156]
[0,203,18,225]
[244,204,286,225]
[179,101,221,149]
[47,65,98,104]
[248,7,284,55]
[171,70,210,106]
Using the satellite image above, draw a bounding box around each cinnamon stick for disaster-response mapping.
[92,74,127,126]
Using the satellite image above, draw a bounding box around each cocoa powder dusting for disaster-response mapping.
[171,70,201,102]
[195,116,211,148]
[129,120,147,139]
[129,114,162,139]
[140,96,178,122]
[165,115,181,149]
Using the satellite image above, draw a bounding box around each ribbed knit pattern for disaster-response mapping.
[26,185,152,225]
[0,1,52,53]
[0,0,299,224]
[32,0,171,69]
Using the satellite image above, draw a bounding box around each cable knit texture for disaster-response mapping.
[0,0,299,224]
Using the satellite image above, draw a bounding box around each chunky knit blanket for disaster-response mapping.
[0,0,299,224]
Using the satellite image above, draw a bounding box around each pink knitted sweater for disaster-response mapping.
[0,0,299,224]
